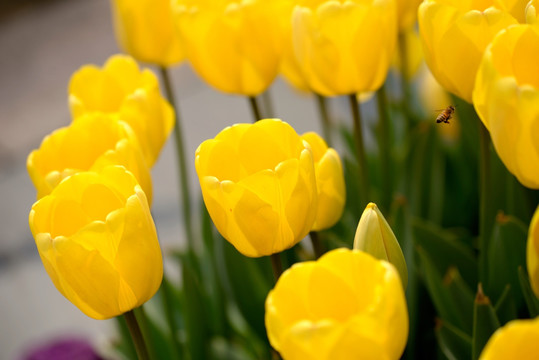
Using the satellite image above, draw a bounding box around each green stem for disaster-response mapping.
[260,90,275,118]
[398,31,413,132]
[315,93,332,146]
[348,94,371,205]
[124,310,150,360]
[270,253,283,282]
[309,231,325,259]
[377,85,393,212]
[159,67,194,250]
[248,96,262,122]
[478,120,491,283]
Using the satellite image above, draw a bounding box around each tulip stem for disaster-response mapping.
[315,93,332,146]
[376,85,393,212]
[398,31,413,132]
[348,94,371,205]
[478,120,492,283]
[261,90,275,118]
[270,253,283,282]
[124,310,150,360]
[248,96,262,122]
[309,231,325,259]
[159,67,194,251]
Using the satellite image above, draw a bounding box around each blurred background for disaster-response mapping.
[0,0,337,358]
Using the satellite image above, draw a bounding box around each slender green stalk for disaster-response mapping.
[248,96,262,122]
[270,253,283,282]
[398,31,413,132]
[124,310,150,360]
[309,231,325,259]
[159,67,194,250]
[376,85,393,212]
[315,93,332,146]
[348,94,371,205]
[261,90,275,118]
[478,120,491,283]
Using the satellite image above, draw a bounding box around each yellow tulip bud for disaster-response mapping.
[28,166,163,320]
[527,206,539,298]
[418,0,518,103]
[527,0,539,23]
[110,0,184,66]
[171,0,288,96]
[195,119,318,257]
[473,25,539,188]
[353,203,408,288]
[27,113,152,204]
[69,54,174,167]
[265,248,408,360]
[292,0,398,96]
[301,132,345,231]
[479,317,539,359]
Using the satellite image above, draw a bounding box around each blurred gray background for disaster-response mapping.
[0,0,337,358]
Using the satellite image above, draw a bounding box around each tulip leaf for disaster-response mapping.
[216,233,273,343]
[517,266,539,318]
[485,214,527,313]
[114,316,138,360]
[160,276,184,359]
[435,319,472,360]
[493,284,517,325]
[472,285,500,360]
[134,305,175,360]
[413,218,477,289]
[444,267,475,334]
[416,246,468,332]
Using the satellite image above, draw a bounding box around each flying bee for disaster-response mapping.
[436,105,455,124]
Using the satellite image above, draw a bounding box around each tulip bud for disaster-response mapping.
[354,203,408,288]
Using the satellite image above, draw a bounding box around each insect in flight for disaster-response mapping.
[436,105,455,124]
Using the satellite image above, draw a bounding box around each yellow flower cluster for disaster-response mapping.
[27,54,169,319]
[418,0,539,189]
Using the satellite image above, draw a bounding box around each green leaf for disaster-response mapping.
[518,266,539,317]
[472,285,500,360]
[493,284,517,325]
[114,316,138,360]
[444,267,475,334]
[485,214,527,313]
[435,319,472,360]
[413,218,477,289]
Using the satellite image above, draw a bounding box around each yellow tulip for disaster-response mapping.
[473,24,539,188]
[265,248,408,360]
[396,0,423,30]
[195,119,318,257]
[171,0,289,96]
[353,202,408,288]
[27,113,152,204]
[28,166,163,320]
[418,0,518,102]
[392,27,424,80]
[526,0,539,23]
[292,0,398,97]
[301,132,345,231]
[110,0,184,66]
[479,317,539,359]
[69,54,174,167]
[527,206,539,298]
[497,0,531,22]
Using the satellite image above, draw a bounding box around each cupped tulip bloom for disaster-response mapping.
[28,166,163,320]
[27,113,152,204]
[292,0,398,97]
[527,206,539,297]
[171,0,289,96]
[479,317,539,359]
[473,24,539,188]
[418,0,518,103]
[195,119,318,257]
[265,248,408,360]
[354,202,408,288]
[301,132,345,231]
[110,0,184,66]
[69,54,174,167]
